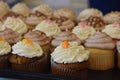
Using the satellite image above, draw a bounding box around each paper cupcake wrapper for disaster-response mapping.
[51,59,88,78]
[86,48,115,70]
[11,53,48,73]
[0,54,11,69]
[117,53,120,68]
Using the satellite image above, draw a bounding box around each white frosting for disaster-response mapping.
[51,42,89,64]
[35,20,61,37]
[3,17,28,34]
[12,41,43,58]
[0,40,11,55]
[116,41,120,53]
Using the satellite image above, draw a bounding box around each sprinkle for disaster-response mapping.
[62,40,69,48]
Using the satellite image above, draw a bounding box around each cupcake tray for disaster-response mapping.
[0,68,120,80]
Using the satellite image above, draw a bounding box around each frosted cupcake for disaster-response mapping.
[26,4,52,30]
[77,8,103,22]
[72,22,96,43]
[9,38,47,72]
[0,36,11,69]
[53,8,75,31]
[51,41,89,78]
[35,19,61,38]
[116,41,120,68]
[85,31,115,70]
[51,30,81,52]
[103,11,120,24]
[2,17,28,35]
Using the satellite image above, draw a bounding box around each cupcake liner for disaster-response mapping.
[86,48,115,70]
[51,59,88,78]
[0,54,11,69]
[117,53,120,68]
[10,53,47,73]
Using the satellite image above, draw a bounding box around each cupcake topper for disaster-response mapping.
[78,22,87,28]
[113,22,120,28]
[22,38,33,46]
[62,40,69,48]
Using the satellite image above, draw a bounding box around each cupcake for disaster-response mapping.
[77,8,103,22]
[0,36,11,69]
[9,38,47,72]
[51,41,89,78]
[35,19,61,38]
[102,22,120,42]
[116,41,120,68]
[53,8,75,31]
[24,30,51,61]
[26,4,52,30]
[72,22,96,43]
[2,17,28,35]
[51,30,81,52]
[84,31,115,70]
[0,28,21,45]
[103,11,120,24]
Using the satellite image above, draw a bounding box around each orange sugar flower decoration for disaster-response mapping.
[0,36,5,41]
[62,40,69,48]
[22,38,33,46]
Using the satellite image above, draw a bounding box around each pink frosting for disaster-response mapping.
[24,30,51,45]
[85,31,115,49]
[51,30,81,47]
[0,28,21,44]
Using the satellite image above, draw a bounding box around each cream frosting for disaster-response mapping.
[0,28,21,44]
[72,22,96,40]
[0,40,11,55]
[11,3,31,16]
[102,23,120,39]
[2,17,28,34]
[0,1,10,18]
[35,19,61,37]
[51,42,89,64]
[24,30,51,45]
[103,11,120,24]
[12,41,43,58]
[52,30,81,47]
[32,4,52,17]
[116,41,120,53]
[85,31,115,49]
[77,8,103,22]
[53,8,75,20]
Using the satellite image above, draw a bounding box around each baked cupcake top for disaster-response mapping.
[24,30,51,46]
[85,31,115,49]
[72,22,96,41]
[77,8,103,22]
[116,41,120,53]
[11,3,31,16]
[51,30,81,47]
[53,8,75,20]
[0,1,10,18]
[51,41,89,64]
[35,19,61,37]
[2,17,28,35]
[0,28,21,44]
[12,38,43,58]
[103,11,120,24]
[102,22,120,39]
[0,37,11,55]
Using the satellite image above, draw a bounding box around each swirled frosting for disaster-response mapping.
[24,30,51,45]
[116,41,120,53]
[11,3,31,16]
[103,11,120,24]
[12,41,43,58]
[72,22,96,40]
[53,8,75,20]
[102,23,120,39]
[52,30,81,47]
[77,8,103,22]
[0,40,11,55]
[85,31,115,49]
[0,28,21,44]
[0,1,10,18]
[35,19,61,37]
[3,17,28,34]
[51,42,89,64]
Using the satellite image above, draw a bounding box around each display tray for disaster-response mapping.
[0,68,120,80]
